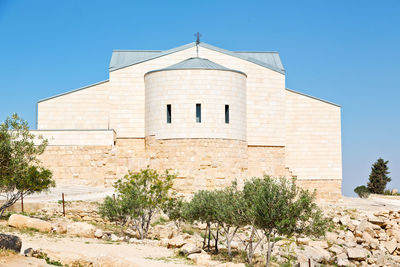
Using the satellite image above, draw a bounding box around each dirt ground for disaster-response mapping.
[1,232,192,267]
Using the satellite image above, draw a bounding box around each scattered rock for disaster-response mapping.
[309,240,328,249]
[24,247,34,257]
[0,233,22,253]
[110,234,119,242]
[189,253,211,266]
[329,244,344,255]
[325,232,338,244]
[167,236,186,248]
[66,222,96,238]
[179,243,201,256]
[368,216,386,227]
[346,247,369,260]
[297,237,311,245]
[383,240,398,254]
[337,256,350,266]
[94,229,103,239]
[8,214,52,232]
[302,245,331,263]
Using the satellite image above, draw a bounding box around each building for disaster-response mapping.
[34,41,342,200]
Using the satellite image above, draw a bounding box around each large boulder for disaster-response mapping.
[188,253,211,266]
[0,233,22,253]
[336,253,350,267]
[151,223,178,239]
[8,214,52,232]
[368,216,386,227]
[383,240,398,254]
[346,247,369,261]
[167,236,186,248]
[66,222,97,238]
[357,220,375,237]
[309,240,328,249]
[179,243,202,256]
[302,245,331,263]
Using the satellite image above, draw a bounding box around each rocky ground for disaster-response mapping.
[2,191,400,266]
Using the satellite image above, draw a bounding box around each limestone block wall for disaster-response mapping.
[31,130,115,146]
[145,69,246,140]
[37,80,110,129]
[285,89,342,181]
[296,179,342,201]
[145,136,248,193]
[38,138,148,187]
[247,146,293,178]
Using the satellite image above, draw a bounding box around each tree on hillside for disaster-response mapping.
[367,158,391,194]
[354,185,370,198]
[213,183,248,257]
[243,176,328,267]
[183,190,219,252]
[0,114,55,216]
[99,168,176,240]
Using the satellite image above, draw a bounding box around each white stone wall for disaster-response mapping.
[145,69,247,140]
[31,130,115,146]
[37,81,110,129]
[109,46,286,145]
[285,89,342,180]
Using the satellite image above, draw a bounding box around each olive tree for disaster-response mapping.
[183,190,219,252]
[99,168,175,240]
[243,176,328,267]
[164,196,185,231]
[0,114,54,216]
[213,183,248,257]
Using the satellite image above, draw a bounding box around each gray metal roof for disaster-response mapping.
[109,42,285,74]
[233,51,284,71]
[145,57,246,76]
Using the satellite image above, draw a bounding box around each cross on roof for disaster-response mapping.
[194,32,202,45]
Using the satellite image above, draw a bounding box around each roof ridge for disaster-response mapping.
[110,42,285,74]
[112,50,162,52]
[234,51,279,53]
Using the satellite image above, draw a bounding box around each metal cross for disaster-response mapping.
[195,32,202,45]
[194,32,202,57]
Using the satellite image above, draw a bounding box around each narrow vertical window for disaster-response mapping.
[196,104,201,123]
[225,105,229,124]
[166,104,171,123]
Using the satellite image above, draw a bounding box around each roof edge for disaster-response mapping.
[112,50,162,52]
[145,67,247,77]
[286,88,341,107]
[234,50,279,53]
[109,42,285,74]
[199,43,285,75]
[38,80,109,103]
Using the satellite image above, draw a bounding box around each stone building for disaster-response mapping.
[34,42,342,200]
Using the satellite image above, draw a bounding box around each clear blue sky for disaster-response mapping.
[0,0,399,196]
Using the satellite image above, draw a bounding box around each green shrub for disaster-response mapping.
[0,114,55,217]
[354,185,370,198]
[99,168,176,240]
[243,176,328,267]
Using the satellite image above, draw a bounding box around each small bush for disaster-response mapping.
[384,189,392,195]
[354,185,370,198]
[99,167,176,240]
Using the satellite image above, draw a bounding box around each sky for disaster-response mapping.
[0,0,399,196]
